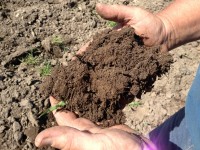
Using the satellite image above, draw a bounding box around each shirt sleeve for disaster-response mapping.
[186,64,200,150]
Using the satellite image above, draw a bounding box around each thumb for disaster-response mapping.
[35,126,101,150]
[96,3,136,23]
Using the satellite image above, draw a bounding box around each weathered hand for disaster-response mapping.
[96,4,170,51]
[76,3,171,55]
[35,97,156,150]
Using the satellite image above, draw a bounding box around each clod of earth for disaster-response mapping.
[40,27,173,127]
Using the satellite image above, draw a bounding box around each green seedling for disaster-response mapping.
[51,35,70,52]
[21,52,39,65]
[63,47,70,52]
[128,101,142,108]
[39,101,67,118]
[40,62,52,76]
[51,35,63,46]
[107,21,117,27]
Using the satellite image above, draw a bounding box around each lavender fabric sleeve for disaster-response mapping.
[186,65,200,150]
[148,65,200,150]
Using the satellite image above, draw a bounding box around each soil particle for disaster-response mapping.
[41,27,172,127]
[27,111,38,127]
[13,120,22,132]
[0,126,6,133]
[24,126,39,142]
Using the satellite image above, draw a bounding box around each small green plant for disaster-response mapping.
[107,21,117,27]
[63,47,70,52]
[21,52,39,65]
[51,35,63,46]
[128,101,142,108]
[39,101,67,118]
[51,35,70,52]
[40,62,52,76]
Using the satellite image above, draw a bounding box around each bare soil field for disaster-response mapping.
[0,0,200,150]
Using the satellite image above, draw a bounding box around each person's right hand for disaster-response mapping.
[96,4,172,52]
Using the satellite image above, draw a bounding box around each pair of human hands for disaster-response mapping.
[35,3,167,150]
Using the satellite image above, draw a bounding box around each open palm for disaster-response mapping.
[35,97,156,150]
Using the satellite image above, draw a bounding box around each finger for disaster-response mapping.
[49,96,98,132]
[96,4,135,23]
[50,96,76,126]
[49,96,77,126]
[76,41,91,56]
[72,42,91,61]
[35,126,101,149]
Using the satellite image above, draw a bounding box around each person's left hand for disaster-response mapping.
[35,96,156,150]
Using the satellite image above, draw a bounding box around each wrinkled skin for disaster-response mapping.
[78,4,169,55]
[35,97,157,150]
[96,4,168,48]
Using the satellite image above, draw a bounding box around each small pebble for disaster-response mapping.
[191,41,199,47]
[3,107,11,118]
[14,132,23,143]
[0,126,6,133]
[27,111,38,126]
[50,59,57,66]
[25,76,32,86]
[13,121,21,132]
[20,99,33,108]
[166,92,173,99]
[0,120,5,125]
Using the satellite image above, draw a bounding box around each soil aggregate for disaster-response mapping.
[41,27,172,126]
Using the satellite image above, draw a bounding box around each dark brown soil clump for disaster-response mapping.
[41,27,172,127]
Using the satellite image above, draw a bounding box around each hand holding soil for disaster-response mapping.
[78,4,170,55]
[96,4,168,51]
[35,97,157,150]
[40,27,172,127]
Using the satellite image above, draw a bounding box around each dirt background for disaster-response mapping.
[0,0,200,150]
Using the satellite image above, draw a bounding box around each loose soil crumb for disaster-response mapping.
[41,27,172,127]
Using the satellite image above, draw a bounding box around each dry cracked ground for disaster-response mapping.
[0,0,200,150]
